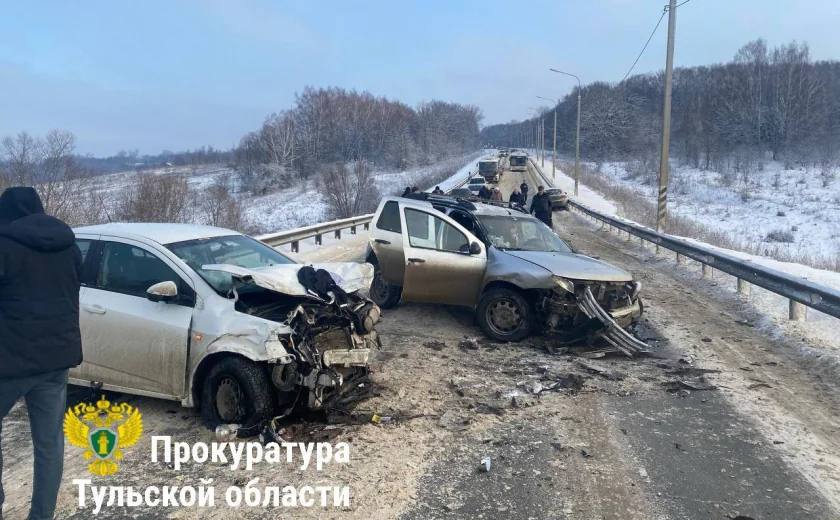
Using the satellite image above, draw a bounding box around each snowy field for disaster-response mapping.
[243,152,483,232]
[593,160,840,267]
[82,152,485,234]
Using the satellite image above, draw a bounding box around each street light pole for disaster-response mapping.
[657,0,677,234]
[537,95,558,179]
[550,68,582,196]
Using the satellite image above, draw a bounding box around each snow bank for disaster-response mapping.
[536,158,618,216]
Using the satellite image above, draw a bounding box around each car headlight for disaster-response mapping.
[554,276,575,293]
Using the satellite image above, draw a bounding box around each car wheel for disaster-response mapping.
[369,268,402,309]
[477,288,533,342]
[201,357,275,429]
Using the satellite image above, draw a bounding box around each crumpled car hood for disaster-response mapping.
[201,262,374,296]
[502,250,633,282]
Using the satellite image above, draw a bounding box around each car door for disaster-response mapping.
[369,200,406,285]
[400,206,486,307]
[78,238,194,399]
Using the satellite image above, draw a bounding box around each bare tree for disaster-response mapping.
[200,178,245,230]
[319,160,380,218]
[116,173,192,223]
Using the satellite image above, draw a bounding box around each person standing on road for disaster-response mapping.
[0,187,83,520]
[477,185,491,200]
[401,186,411,197]
[432,186,444,195]
[490,187,503,201]
[529,185,553,228]
[520,182,529,203]
[509,187,523,205]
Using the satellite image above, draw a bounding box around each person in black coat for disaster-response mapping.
[0,186,82,520]
[477,185,491,199]
[520,182,529,203]
[509,188,523,206]
[529,185,553,228]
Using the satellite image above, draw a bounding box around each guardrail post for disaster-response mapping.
[351,225,357,235]
[702,263,711,278]
[676,253,684,264]
[625,230,631,241]
[737,278,751,296]
[335,229,341,240]
[291,240,299,253]
[315,233,322,246]
[364,223,370,231]
[789,300,806,321]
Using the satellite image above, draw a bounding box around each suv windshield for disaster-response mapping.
[469,178,485,185]
[478,215,572,253]
[167,235,295,294]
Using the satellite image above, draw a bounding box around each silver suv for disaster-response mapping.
[366,196,645,354]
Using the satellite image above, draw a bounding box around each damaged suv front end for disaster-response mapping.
[483,242,646,355]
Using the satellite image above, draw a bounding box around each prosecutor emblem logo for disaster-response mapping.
[63,396,143,476]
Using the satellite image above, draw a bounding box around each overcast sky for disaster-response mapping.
[2,0,838,156]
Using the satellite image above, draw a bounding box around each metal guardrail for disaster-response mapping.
[528,159,840,320]
[257,214,374,253]
[256,160,479,253]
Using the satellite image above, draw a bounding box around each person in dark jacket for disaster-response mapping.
[432,186,444,195]
[0,187,82,520]
[529,185,553,228]
[520,182,529,203]
[477,185,491,199]
[509,188,523,206]
[401,186,411,197]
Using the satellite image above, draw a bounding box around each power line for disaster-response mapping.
[620,0,693,83]
[620,7,667,82]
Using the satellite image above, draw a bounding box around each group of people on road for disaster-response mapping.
[510,182,529,206]
[477,184,503,201]
[400,178,553,229]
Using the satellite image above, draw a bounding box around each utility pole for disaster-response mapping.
[552,105,557,179]
[656,0,677,234]
[550,68,582,196]
[538,95,558,179]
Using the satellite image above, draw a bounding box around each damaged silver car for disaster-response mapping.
[72,223,380,428]
[367,196,645,355]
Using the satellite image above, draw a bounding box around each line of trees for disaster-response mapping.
[482,39,840,173]
[235,86,482,194]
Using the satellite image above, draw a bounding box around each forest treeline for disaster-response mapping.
[482,39,840,172]
[234,87,482,193]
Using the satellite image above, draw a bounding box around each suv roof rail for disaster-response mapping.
[426,194,477,210]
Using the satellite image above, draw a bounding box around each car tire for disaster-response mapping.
[201,357,275,429]
[477,288,533,342]
[369,268,402,309]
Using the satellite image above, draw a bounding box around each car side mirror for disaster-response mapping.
[469,242,482,255]
[147,281,178,303]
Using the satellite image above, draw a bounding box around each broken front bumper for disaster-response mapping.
[578,286,647,357]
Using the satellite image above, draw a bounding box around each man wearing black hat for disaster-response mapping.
[0,187,83,520]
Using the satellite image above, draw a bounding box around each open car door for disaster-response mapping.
[399,204,486,307]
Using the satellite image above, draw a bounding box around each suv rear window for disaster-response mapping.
[376,201,401,233]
